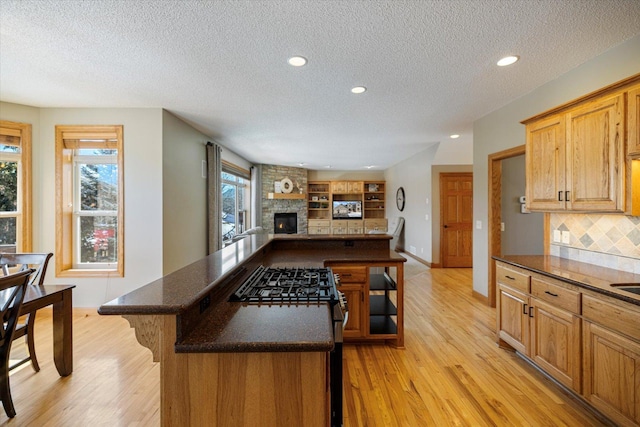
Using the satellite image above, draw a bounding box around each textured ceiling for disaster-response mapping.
[1,0,639,170]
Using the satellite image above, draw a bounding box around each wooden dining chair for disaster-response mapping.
[0,268,34,418]
[0,253,53,372]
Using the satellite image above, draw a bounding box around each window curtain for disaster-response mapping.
[206,142,222,254]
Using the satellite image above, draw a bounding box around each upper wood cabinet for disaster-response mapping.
[331,181,363,194]
[629,83,640,156]
[566,92,624,211]
[524,79,633,212]
[525,114,566,210]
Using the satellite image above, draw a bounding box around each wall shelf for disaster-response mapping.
[267,193,306,200]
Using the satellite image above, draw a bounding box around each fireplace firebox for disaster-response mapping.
[274,213,297,234]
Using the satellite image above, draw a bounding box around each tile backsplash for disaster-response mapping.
[549,213,640,274]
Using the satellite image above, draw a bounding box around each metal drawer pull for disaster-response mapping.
[529,306,534,317]
[558,191,563,201]
[545,290,558,297]
[505,275,515,280]
[523,304,528,315]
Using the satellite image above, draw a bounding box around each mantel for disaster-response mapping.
[267,192,306,200]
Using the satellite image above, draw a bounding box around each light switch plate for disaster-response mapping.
[561,230,570,244]
[553,230,561,243]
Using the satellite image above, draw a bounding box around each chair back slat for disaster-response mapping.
[0,253,53,287]
[0,269,33,346]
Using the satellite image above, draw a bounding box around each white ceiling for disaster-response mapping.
[1,1,639,170]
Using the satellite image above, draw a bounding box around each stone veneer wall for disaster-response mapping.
[261,164,307,234]
[549,213,640,274]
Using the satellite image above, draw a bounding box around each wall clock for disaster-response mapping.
[396,187,405,211]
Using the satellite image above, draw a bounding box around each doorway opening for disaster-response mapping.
[487,145,548,307]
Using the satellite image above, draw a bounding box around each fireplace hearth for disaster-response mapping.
[274,213,297,234]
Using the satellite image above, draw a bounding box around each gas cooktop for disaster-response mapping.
[231,266,338,304]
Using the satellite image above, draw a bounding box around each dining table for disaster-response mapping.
[20,284,75,376]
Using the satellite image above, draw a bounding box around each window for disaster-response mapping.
[0,121,32,253]
[55,125,124,277]
[221,161,250,246]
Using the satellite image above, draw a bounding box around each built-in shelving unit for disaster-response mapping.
[308,180,386,234]
[364,182,386,219]
[307,182,331,220]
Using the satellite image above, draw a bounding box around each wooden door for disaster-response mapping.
[525,114,567,211]
[440,173,472,267]
[566,92,624,211]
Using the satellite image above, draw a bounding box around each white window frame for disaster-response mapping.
[71,150,118,269]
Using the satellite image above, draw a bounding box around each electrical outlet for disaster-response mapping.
[476,220,482,230]
[561,231,570,244]
[500,222,505,232]
[425,214,429,221]
[553,230,561,242]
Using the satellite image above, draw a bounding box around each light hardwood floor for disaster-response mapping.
[2,261,609,426]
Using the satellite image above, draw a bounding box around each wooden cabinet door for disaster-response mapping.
[566,93,624,211]
[583,321,640,426]
[526,114,567,210]
[348,181,363,193]
[331,181,348,193]
[341,287,364,338]
[497,284,529,355]
[530,298,581,392]
[628,84,640,156]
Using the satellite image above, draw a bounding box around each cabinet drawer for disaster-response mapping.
[308,226,330,235]
[583,294,640,341]
[331,266,367,284]
[531,277,581,314]
[309,219,331,227]
[332,220,348,228]
[496,263,530,293]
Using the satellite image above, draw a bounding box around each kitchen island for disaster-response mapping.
[99,233,404,427]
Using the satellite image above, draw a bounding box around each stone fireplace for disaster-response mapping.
[261,164,307,234]
[274,213,298,234]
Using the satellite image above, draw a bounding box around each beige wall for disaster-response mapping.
[307,170,385,181]
[472,34,640,297]
[0,102,166,307]
[162,110,209,274]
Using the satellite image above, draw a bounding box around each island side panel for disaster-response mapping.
[160,316,328,427]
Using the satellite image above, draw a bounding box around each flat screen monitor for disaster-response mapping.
[332,200,362,219]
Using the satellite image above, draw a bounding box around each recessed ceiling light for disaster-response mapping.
[497,55,519,66]
[450,134,460,139]
[364,165,375,169]
[288,56,307,67]
[351,86,366,94]
[325,165,332,169]
[298,162,306,167]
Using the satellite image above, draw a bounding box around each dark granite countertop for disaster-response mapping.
[98,233,272,315]
[494,255,640,306]
[175,304,334,353]
[99,233,402,353]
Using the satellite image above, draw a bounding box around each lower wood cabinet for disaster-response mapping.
[330,265,367,339]
[530,297,581,392]
[496,260,640,426]
[583,321,640,427]
[328,261,404,347]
